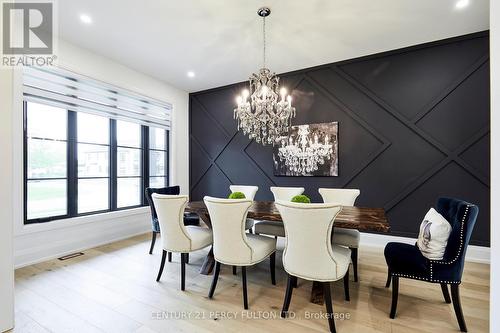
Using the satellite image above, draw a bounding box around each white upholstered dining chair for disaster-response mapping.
[229,185,258,200]
[254,186,305,238]
[230,184,258,231]
[229,185,259,274]
[152,194,213,290]
[204,196,277,309]
[275,200,351,333]
[319,188,361,282]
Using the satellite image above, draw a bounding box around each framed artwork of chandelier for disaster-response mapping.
[273,122,339,177]
[234,7,296,146]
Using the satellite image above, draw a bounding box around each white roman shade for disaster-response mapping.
[22,66,171,129]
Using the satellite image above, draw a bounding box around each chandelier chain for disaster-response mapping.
[263,16,266,68]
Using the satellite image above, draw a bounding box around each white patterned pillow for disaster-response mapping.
[416,208,452,260]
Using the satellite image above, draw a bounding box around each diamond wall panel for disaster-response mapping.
[416,62,490,151]
[340,36,489,120]
[189,32,490,246]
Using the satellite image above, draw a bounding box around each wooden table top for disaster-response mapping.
[185,200,390,233]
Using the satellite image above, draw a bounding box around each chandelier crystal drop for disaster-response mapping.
[234,7,296,146]
[278,125,334,174]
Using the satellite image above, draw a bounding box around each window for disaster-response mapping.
[26,102,68,220]
[149,127,169,188]
[116,120,142,208]
[23,66,171,224]
[24,102,170,224]
[77,113,110,214]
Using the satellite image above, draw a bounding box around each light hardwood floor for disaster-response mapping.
[13,233,489,333]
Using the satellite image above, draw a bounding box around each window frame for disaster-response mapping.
[75,113,111,215]
[148,127,169,190]
[115,120,144,211]
[24,102,70,223]
[23,101,170,224]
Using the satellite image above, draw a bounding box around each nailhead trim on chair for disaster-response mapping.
[277,202,346,281]
[180,200,192,250]
[393,273,461,284]
[431,205,470,265]
[205,198,266,265]
[392,204,471,285]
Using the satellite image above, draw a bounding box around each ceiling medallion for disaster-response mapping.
[234,7,296,146]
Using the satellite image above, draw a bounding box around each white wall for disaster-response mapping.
[0,69,15,331]
[490,1,499,331]
[12,39,190,267]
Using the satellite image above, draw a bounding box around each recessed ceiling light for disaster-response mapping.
[187,71,195,78]
[455,0,469,9]
[80,14,92,24]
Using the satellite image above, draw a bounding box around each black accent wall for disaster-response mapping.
[189,32,490,246]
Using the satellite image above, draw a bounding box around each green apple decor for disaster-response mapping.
[291,195,311,203]
[228,192,246,199]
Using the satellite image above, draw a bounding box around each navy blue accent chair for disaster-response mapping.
[145,186,200,257]
[384,197,479,332]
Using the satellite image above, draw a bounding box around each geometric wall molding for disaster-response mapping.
[190,31,490,246]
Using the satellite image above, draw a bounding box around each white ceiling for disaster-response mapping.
[57,0,489,92]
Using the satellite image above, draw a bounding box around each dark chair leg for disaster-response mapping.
[180,253,187,290]
[323,282,336,333]
[275,236,278,240]
[390,276,399,319]
[149,232,157,254]
[351,247,358,282]
[270,252,276,285]
[208,262,221,298]
[385,269,391,288]
[168,252,172,262]
[451,284,468,332]
[441,283,451,303]
[233,266,237,275]
[241,266,248,309]
[186,253,189,264]
[343,267,350,301]
[156,250,167,282]
[248,228,253,234]
[281,274,295,318]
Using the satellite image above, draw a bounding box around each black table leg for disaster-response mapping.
[200,246,215,275]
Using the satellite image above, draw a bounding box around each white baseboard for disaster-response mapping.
[359,232,490,264]
[14,211,151,269]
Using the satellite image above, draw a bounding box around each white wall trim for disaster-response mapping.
[490,1,499,331]
[360,232,490,264]
[14,207,150,236]
[0,67,15,333]
[14,212,151,269]
[14,228,151,270]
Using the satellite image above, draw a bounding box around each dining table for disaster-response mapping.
[185,200,390,305]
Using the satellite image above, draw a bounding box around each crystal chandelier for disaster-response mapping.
[278,125,334,174]
[234,7,296,146]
